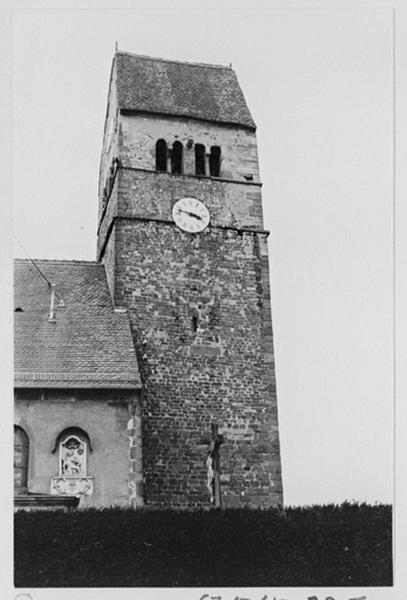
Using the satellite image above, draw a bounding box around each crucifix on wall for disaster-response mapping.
[206,422,224,508]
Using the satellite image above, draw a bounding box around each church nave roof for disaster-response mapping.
[14,259,141,389]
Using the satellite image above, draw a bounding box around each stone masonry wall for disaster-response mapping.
[97,170,264,261]
[108,219,283,507]
[98,109,283,508]
[98,112,262,242]
[98,69,119,223]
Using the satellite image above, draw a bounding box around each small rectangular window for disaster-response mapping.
[171,141,183,174]
[209,146,221,177]
[195,144,206,176]
[156,139,168,172]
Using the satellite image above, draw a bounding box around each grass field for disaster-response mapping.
[14,502,392,587]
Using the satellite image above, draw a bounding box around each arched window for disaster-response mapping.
[209,146,221,177]
[195,144,206,176]
[53,428,92,478]
[171,141,183,174]
[14,426,29,494]
[156,139,168,172]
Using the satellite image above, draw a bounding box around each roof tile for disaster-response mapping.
[114,52,256,129]
[14,259,141,389]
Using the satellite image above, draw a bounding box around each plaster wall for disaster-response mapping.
[119,113,260,182]
[14,389,137,507]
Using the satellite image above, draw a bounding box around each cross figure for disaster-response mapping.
[206,422,224,508]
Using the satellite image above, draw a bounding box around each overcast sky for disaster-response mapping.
[12,7,393,507]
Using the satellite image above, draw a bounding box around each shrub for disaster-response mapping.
[14,502,392,587]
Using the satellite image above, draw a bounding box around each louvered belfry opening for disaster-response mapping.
[171,141,183,174]
[156,139,167,172]
[195,143,206,176]
[209,146,221,177]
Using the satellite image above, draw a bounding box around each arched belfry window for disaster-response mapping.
[171,141,183,174]
[209,146,221,177]
[195,144,206,176]
[156,139,168,172]
[14,426,29,494]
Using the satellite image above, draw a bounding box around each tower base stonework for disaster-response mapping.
[101,215,283,508]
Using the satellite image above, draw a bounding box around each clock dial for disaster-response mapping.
[172,198,210,233]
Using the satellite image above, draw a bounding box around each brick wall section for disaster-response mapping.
[106,219,282,507]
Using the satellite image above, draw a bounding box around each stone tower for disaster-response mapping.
[97,51,283,508]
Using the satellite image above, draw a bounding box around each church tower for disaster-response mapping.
[97,51,283,508]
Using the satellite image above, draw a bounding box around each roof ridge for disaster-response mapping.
[14,258,101,265]
[116,50,232,71]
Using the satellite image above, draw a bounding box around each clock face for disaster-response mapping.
[172,197,210,233]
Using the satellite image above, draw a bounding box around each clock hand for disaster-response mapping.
[177,208,203,220]
[186,211,202,220]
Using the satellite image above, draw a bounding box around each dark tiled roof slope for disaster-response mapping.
[14,259,141,389]
[114,52,256,129]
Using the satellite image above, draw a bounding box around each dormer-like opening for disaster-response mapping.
[209,146,221,177]
[14,307,24,313]
[156,139,168,172]
[195,144,206,176]
[171,141,183,175]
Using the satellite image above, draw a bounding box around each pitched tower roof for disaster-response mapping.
[113,51,256,129]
